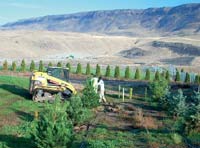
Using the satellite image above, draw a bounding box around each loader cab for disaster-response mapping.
[47,67,69,82]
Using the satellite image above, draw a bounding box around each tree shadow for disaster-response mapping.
[0,134,35,148]
[0,84,31,99]
[12,109,34,122]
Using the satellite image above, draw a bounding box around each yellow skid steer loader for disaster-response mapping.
[29,67,76,102]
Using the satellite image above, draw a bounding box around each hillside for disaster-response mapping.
[0,30,200,67]
[1,3,200,36]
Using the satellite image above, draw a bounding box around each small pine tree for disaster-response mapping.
[30,60,35,72]
[149,77,169,101]
[81,79,100,108]
[145,69,151,81]
[172,89,188,117]
[96,64,101,77]
[66,62,71,72]
[76,63,82,74]
[38,60,44,72]
[57,62,62,67]
[86,63,91,75]
[11,61,17,71]
[175,71,181,82]
[2,60,8,71]
[105,65,111,77]
[31,97,73,148]
[194,75,199,84]
[20,59,26,72]
[165,70,170,81]
[154,71,160,81]
[125,66,130,79]
[114,66,120,78]
[185,72,190,83]
[48,62,53,67]
[134,68,140,80]
[67,95,92,125]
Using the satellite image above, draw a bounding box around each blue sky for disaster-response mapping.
[0,0,199,25]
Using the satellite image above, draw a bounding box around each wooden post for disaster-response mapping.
[34,111,39,120]
[122,88,125,102]
[129,88,133,99]
[118,85,121,99]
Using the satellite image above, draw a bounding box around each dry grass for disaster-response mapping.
[133,108,158,129]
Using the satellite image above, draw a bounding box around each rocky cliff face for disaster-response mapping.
[1,3,200,36]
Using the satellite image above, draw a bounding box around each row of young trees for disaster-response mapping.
[1,60,63,72]
[1,60,200,83]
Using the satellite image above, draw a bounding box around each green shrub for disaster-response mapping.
[114,66,120,78]
[173,89,188,117]
[66,62,71,72]
[96,64,101,77]
[165,70,170,81]
[31,97,74,148]
[185,72,190,83]
[105,65,111,77]
[175,71,181,82]
[125,66,130,79]
[57,62,62,67]
[171,133,183,144]
[76,63,82,74]
[48,62,53,67]
[85,63,91,75]
[81,79,100,108]
[11,61,17,71]
[2,60,8,71]
[164,89,188,117]
[134,68,140,80]
[30,60,35,72]
[88,140,116,148]
[20,59,26,72]
[149,77,169,101]
[187,130,200,146]
[194,75,199,84]
[38,60,44,72]
[67,95,93,125]
[145,69,150,81]
[154,71,160,81]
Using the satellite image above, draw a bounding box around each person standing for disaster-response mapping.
[97,76,107,103]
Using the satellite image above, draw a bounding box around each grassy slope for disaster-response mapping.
[0,75,42,148]
[0,75,189,148]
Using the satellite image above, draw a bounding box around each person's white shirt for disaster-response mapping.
[98,79,104,91]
